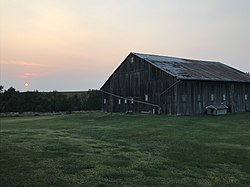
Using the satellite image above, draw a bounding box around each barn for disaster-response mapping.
[100,52,250,115]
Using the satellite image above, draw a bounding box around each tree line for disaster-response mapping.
[0,86,101,113]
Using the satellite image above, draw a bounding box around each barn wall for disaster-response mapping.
[101,53,177,114]
[176,80,250,115]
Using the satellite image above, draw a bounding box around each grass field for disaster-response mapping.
[0,112,250,187]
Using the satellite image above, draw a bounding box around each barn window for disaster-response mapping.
[131,98,134,104]
[182,94,187,102]
[210,94,214,101]
[145,94,148,101]
[245,94,248,100]
[131,57,134,63]
[124,99,127,104]
[223,93,226,101]
[197,94,201,102]
[118,99,121,105]
[103,99,106,104]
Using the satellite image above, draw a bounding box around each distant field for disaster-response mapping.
[0,112,250,187]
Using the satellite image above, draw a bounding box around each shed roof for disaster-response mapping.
[133,53,250,82]
[206,103,228,110]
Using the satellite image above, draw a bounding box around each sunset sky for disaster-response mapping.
[1,0,250,91]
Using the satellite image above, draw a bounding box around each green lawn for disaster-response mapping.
[0,112,250,187]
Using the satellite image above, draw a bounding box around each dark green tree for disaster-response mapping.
[85,90,101,110]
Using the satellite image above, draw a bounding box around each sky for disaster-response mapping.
[0,0,250,92]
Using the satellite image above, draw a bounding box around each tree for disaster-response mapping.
[85,90,101,110]
[0,86,101,113]
[0,85,4,112]
[68,94,81,112]
[0,85,4,93]
[1,87,20,112]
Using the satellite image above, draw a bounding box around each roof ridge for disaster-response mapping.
[132,52,220,63]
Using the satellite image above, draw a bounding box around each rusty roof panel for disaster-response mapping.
[134,53,250,82]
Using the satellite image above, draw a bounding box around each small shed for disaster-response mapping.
[206,103,228,115]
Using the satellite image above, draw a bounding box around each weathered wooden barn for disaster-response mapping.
[101,52,250,115]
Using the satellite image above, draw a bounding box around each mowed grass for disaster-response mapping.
[0,112,250,187]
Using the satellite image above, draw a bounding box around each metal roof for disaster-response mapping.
[133,53,250,82]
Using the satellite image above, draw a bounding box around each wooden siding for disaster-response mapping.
[101,53,177,114]
[176,80,250,115]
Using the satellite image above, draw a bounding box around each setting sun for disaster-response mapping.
[24,83,29,87]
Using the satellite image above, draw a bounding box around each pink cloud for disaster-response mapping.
[23,72,47,78]
[1,60,49,67]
